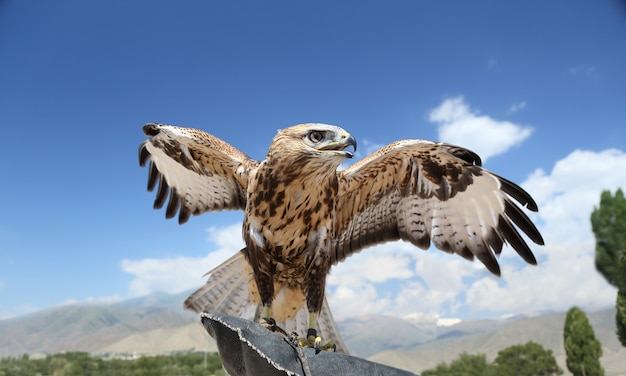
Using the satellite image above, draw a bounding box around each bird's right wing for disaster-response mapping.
[139,123,259,224]
[333,139,544,276]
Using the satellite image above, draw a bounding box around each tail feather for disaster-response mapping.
[184,251,254,318]
[185,250,349,354]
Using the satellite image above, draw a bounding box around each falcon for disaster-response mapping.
[138,122,544,353]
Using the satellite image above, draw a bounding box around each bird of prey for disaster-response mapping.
[138,122,544,353]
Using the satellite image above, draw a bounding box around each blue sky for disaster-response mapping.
[1,0,625,322]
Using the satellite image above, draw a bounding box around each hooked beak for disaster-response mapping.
[318,132,357,158]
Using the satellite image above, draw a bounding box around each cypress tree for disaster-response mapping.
[563,307,604,376]
[590,188,626,346]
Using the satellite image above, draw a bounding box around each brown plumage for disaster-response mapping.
[138,122,544,354]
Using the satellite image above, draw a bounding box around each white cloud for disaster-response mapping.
[569,65,598,77]
[429,96,533,162]
[327,242,481,319]
[63,295,124,306]
[438,317,462,327]
[403,312,461,327]
[120,223,243,297]
[414,251,481,292]
[361,139,385,157]
[0,303,39,320]
[327,245,414,287]
[464,242,615,316]
[509,101,527,113]
[326,244,414,319]
[524,148,626,244]
[328,281,392,319]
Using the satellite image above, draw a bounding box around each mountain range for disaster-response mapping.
[1,292,624,375]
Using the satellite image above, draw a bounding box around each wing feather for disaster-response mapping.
[154,175,169,209]
[139,123,259,224]
[184,251,255,318]
[147,162,159,191]
[334,139,544,275]
[497,173,539,212]
[165,187,180,219]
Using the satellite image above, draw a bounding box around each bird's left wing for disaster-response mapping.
[332,139,544,276]
[139,123,259,224]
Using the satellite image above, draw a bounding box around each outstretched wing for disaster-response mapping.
[139,123,259,224]
[333,140,544,276]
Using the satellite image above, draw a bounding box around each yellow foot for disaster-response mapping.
[298,335,337,353]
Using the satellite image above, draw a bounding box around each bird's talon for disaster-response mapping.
[318,340,337,352]
[314,336,323,353]
[261,317,289,336]
[261,317,276,329]
[299,335,336,353]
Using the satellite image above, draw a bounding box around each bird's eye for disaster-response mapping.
[308,131,324,143]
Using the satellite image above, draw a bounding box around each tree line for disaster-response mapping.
[0,352,225,376]
[421,341,562,376]
[420,307,605,376]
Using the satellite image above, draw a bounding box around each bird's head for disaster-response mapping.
[267,123,357,175]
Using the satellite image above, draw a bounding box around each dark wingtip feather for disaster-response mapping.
[143,123,161,136]
[139,144,150,167]
[476,250,501,276]
[154,176,169,209]
[147,162,159,191]
[498,214,538,265]
[446,145,483,166]
[497,174,539,212]
[504,200,544,246]
[165,188,180,219]
[412,235,432,250]
[178,206,191,224]
[457,246,475,262]
[488,228,505,256]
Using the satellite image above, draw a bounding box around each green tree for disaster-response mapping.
[591,188,626,287]
[492,341,562,376]
[591,188,626,347]
[564,307,604,376]
[0,351,225,376]
[421,353,493,376]
[617,289,626,346]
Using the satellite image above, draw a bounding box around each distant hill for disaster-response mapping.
[338,314,511,359]
[367,309,626,376]
[0,291,213,357]
[1,292,624,375]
